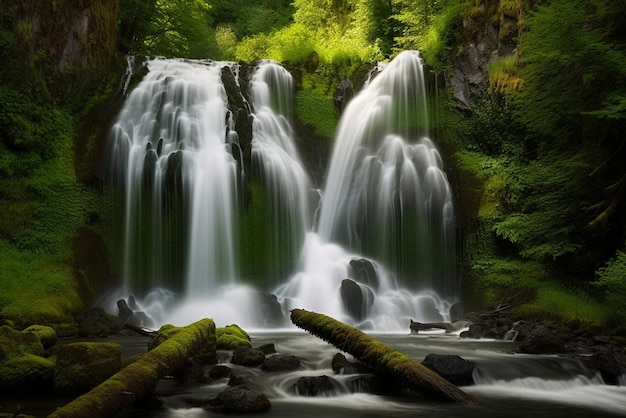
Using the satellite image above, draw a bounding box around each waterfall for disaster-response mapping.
[107,59,240,299]
[317,50,456,296]
[249,61,312,283]
[274,51,457,330]
[105,52,457,330]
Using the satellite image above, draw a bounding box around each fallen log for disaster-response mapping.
[290,309,477,404]
[49,318,216,418]
[410,319,455,334]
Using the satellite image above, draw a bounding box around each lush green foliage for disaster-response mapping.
[394,0,462,70]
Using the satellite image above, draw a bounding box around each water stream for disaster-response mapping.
[119,332,626,417]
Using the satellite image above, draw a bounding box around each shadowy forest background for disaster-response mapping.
[0,0,625,332]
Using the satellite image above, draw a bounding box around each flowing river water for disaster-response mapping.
[123,330,626,418]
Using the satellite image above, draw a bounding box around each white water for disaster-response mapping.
[250,61,312,283]
[139,332,626,418]
[106,52,458,331]
[107,59,240,297]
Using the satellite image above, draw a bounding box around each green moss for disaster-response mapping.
[53,342,123,394]
[216,324,252,349]
[0,353,55,392]
[22,324,57,349]
[295,87,338,139]
[50,318,216,418]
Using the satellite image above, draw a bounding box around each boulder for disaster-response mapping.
[231,346,265,367]
[340,279,374,322]
[349,258,379,290]
[75,307,124,337]
[209,364,232,379]
[421,354,474,386]
[204,385,271,413]
[331,353,369,375]
[0,325,52,393]
[518,325,567,355]
[216,324,252,349]
[53,342,123,394]
[257,343,276,355]
[294,375,341,397]
[116,298,134,322]
[261,354,301,372]
[22,325,57,349]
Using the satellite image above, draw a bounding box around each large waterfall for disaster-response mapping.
[105,52,457,330]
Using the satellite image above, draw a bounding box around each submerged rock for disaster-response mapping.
[231,346,265,367]
[261,354,301,372]
[294,375,341,397]
[204,385,271,413]
[421,354,474,386]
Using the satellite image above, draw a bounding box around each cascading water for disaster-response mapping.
[106,51,457,330]
[249,61,312,283]
[274,51,457,330]
[106,59,240,307]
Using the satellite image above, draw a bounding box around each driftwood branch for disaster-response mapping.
[290,309,477,404]
[409,319,455,334]
[50,318,216,418]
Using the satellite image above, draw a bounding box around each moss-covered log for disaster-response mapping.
[49,318,216,418]
[290,309,477,404]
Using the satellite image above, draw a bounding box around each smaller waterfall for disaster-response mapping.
[249,61,312,283]
[107,59,240,297]
[317,50,456,296]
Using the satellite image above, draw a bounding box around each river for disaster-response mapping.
[119,330,626,417]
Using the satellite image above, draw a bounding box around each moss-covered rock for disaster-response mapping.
[0,353,55,393]
[0,325,44,359]
[22,324,58,349]
[216,324,252,349]
[0,325,53,393]
[53,342,123,394]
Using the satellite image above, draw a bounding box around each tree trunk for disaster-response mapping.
[290,309,477,404]
[49,318,216,418]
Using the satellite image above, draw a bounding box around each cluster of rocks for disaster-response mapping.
[459,312,626,385]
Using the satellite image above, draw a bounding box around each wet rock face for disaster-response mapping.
[518,325,567,355]
[231,346,265,367]
[204,385,271,413]
[294,375,341,397]
[421,354,474,386]
[261,354,301,372]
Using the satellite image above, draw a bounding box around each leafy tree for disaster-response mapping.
[118,0,213,57]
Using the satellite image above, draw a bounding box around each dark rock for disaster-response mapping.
[449,303,464,322]
[294,375,341,397]
[581,352,626,385]
[76,307,124,337]
[422,354,474,386]
[331,353,369,374]
[257,343,276,355]
[349,258,379,290]
[340,279,374,322]
[204,385,271,413]
[460,324,483,339]
[116,299,134,322]
[261,354,301,372]
[255,292,286,327]
[518,325,567,354]
[209,365,232,379]
[228,372,253,387]
[231,346,265,367]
